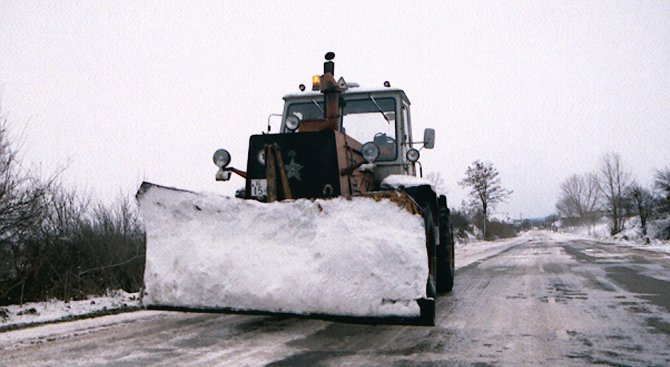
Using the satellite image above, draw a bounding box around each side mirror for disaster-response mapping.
[423,128,435,149]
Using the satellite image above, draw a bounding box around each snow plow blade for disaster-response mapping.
[137,182,435,325]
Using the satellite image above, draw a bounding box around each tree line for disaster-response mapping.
[556,152,670,238]
[0,118,145,306]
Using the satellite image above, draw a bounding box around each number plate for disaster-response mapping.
[250,179,267,198]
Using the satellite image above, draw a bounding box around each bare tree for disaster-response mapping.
[425,171,447,195]
[597,152,631,235]
[627,182,654,236]
[0,116,56,304]
[0,124,46,245]
[458,160,512,240]
[555,173,600,228]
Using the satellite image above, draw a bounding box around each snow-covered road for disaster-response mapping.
[2,232,670,366]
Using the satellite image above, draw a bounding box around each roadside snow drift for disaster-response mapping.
[137,183,429,318]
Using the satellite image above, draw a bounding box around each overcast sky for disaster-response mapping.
[1,1,668,218]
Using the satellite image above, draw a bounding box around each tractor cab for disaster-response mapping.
[281,87,435,185]
[212,53,436,200]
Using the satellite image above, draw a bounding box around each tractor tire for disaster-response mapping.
[424,204,438,299]
[437,196,455,293]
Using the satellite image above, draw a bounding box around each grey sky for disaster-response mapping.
[1,1,668,218]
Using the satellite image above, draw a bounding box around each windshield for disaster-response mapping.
[285,96,397,161]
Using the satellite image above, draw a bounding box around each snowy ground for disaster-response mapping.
[0,290,140,331]
[556,216,670,254]
[455,232,535,269]
[4,228,665,334]
[0,233,530,332]
[3,231,670,366]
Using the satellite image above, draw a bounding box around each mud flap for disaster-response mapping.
[417,298,436,326]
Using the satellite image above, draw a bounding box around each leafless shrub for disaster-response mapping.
[627,183,654,236]
[0,114,145,306]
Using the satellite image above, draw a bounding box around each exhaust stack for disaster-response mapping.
[320,52,343,130]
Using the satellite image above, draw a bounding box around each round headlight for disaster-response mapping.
[212,149,231,168]
[257,150,266,165]
[286,115,301,131]
[406,148,420,162]
[361,142,380,163]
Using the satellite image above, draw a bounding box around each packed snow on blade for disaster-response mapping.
[138,183,428,318]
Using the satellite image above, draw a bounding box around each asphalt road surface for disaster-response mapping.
[2,232,670,366]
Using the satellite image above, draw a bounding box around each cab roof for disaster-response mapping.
[282,87,411,105]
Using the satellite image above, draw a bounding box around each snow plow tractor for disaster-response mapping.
[136,52,455,326]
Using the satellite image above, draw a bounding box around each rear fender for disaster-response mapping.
[398,184,439,242]
[383,184,439,308]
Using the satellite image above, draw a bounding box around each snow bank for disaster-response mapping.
[0,290,139,330]
[138,185,429,318]
[381,175,432,190]
[557,216,670,252]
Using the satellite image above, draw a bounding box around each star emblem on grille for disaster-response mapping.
[284,157,303,181]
